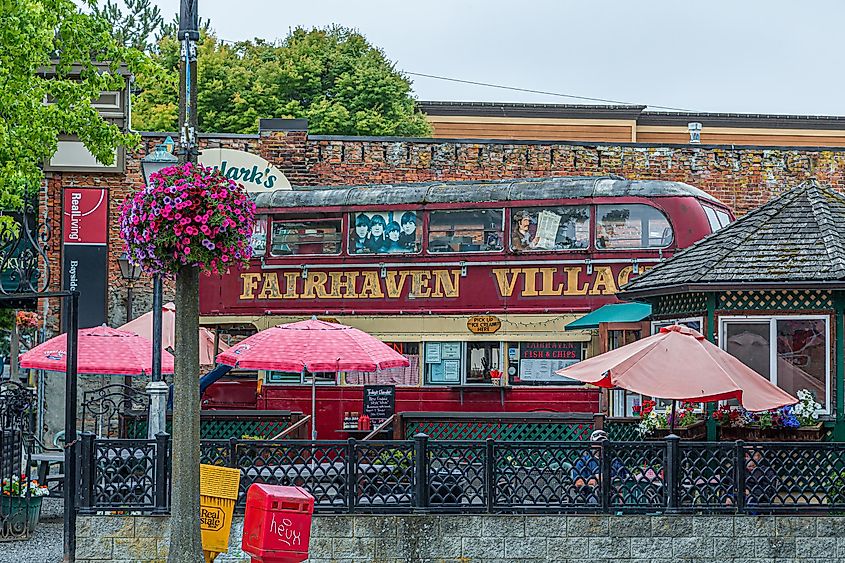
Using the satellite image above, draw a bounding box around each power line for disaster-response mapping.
[406,71,693,112]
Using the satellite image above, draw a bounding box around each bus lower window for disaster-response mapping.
[596,204,673,249]
[511,206,590,252]
[271,219,342,256]
[428,209,504,253]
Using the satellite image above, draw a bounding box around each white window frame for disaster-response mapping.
[650,316,705,335]
[719,315,831,414]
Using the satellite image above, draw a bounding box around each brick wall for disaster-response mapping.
[76,513,845,562]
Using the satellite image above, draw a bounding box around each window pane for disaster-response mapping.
[511,206,590,251]
[596,204,673,249]
[701,204,721,233]
[776,319,827,407]
[425,342,461,384]
[428,209,504,253]
[271,220,342,256]
[466,342,500,384]
[346,343,420,386]
[350,211,421,255]
[715,210,732,228]
[511,341,582,386]
[250,216,267,256]
[724,322,771,380]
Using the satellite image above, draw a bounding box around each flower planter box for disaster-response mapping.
[647,421,707,441]
[718,423,825,442]
[1,496,42,537]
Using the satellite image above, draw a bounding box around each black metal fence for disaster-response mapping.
[76,433,845,515]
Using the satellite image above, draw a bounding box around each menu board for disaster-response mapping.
[517,342,581,384]
[363,385,395,426]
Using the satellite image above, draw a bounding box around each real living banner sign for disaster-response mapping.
[199,262,651,315]
[62,188,108,329]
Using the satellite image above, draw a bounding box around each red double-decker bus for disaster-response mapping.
[199,176,733,437]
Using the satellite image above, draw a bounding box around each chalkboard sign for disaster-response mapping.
[363,385,395,426]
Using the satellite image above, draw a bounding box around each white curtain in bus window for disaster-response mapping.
[512,342,581,385]
[270,219,342,256]
[250,216,267,256]
[511,206,589,252]
[350,211,421,254]
[428,209,504,253]
[595,204,673,249]
[345,343,420,386]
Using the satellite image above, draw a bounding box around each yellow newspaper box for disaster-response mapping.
[199,464,241,562]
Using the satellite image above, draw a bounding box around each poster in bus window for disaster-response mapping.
[351,211,420,254]
[250,216,267,256]
[511,206,589,252]
[517,342,582,384]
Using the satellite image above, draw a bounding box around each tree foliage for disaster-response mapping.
[0,0,140,220]
[132,26,432,136]
[90,0,163,52]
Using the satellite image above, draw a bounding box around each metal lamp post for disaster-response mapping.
[117,252,142,322]
[140,141,177,441]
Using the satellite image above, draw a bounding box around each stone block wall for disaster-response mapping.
[76,513,845,562]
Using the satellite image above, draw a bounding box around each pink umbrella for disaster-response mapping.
[20,325,175,376]
[557,324,796,412]
[216,318,409,438]
[119,302,228,366]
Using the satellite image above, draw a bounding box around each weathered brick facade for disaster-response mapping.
[41,125,845,330]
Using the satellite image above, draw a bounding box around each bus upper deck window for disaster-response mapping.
[511,206,590,252]
[350,211,422,255]
[270,219,342,256]
[428,209,504,253]
[596,204,673,250]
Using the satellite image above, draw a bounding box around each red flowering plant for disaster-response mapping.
[119,163,256,275]
[15,311,39,330]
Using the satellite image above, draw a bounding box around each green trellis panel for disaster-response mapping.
[719,290,833,311]
[404,421,594,441]
[126,418,292,440]
[652,292,708,317]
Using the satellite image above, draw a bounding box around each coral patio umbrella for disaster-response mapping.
[557,324,796,412]
[119,302,228,366]
[20,325,175,376]
[216,318,409,438]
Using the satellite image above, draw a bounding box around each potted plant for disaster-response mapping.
[634,400,706,440]
[715,389,824,441]
[1,475,49,535]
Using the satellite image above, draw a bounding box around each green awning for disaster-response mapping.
[565,302,652,330]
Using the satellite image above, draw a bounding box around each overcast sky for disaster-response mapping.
[143,0,843,116]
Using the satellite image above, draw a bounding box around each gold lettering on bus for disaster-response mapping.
[240,273,262,299]
[384,271,410,298]
[282,272,299,299]
[521,267,541,297]
[358,271,384,299]
[492,268,520,297]
[410,270,431,298]
[257,272,284,299]
[431,269,460,298]
[302,272,330,299]
[538,267,564,296]
[562,267,588,296]
[327,271,359,299]
[589,266,618,295]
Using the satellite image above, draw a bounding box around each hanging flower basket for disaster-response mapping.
[119,162,256,275]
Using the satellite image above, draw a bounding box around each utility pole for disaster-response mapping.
[168,0,203,560]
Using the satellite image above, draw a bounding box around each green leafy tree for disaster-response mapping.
[91,0,163,52]
[0,0,140,227]
[132,26,432,136]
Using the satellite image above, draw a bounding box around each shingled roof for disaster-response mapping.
[621,181,845,296]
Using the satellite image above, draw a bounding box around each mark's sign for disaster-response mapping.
[198,148,291,193]
[200,263,650,315]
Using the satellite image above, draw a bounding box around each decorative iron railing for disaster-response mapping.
[77,434,845,516]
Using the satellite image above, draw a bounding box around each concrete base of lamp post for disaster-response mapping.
[146,381,169,439]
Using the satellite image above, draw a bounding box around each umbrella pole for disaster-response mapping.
[309,367,316,440]
[670,400,677,433]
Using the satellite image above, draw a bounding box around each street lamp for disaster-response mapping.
[140,140,176,387]
[118,252,142,322]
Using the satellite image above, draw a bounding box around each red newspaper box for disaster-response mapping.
[241,484,315,563]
